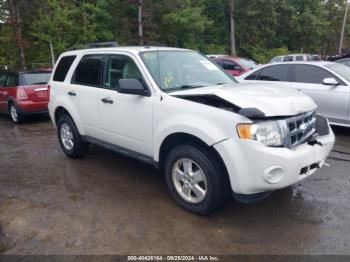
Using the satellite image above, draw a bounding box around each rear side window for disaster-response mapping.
[5,74,19,86]
[296,56,304,61]
[72,55,104,86]
[257,65,290,81]
[0,74,6,86]
[294,65,336,84]
[221,60,240,70]
[245,70,259,80]
[53,55,76,82]
[283,56,293,62]
[21,72,51,86]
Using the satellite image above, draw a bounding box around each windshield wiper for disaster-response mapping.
[167,84,204,92]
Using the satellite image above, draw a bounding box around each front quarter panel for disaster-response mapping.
[153,94,249,161]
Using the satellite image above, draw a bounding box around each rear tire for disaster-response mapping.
[164,144,231,215]
[9,104,24,124]
[57,114,89,158]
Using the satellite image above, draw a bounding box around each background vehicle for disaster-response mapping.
[0,70,51,123]
[49,46,334,215]
[336,57,350,67]
[209,55,258,76]
[269,54,312,63]
[237,61,350,127]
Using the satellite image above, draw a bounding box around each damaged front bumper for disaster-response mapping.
[214,124,335,195]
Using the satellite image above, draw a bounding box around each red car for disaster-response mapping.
[211,56,258,76]
[0,70,51,123]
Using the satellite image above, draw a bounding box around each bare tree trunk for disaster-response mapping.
[49,41,55,67]
[138,0,144,45]
[229,0,236,56]
[8,0,26,70]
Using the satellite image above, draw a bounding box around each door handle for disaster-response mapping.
[68,91,76,96]
[101,97,114,104]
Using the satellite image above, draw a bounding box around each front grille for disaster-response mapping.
[283,111,316,148]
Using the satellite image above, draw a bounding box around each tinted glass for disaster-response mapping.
[73,55,103,86]
[53,55,76,82]
[245,70,259,80]
[104,55,142,90]
[283,56,293,62]
[257,65,289,81]
[294,65,335,84]
[21,72,51,86]
[0,74,6,86]
[5,74,18,86]
[296,56,304,61]
[222,60,239,70]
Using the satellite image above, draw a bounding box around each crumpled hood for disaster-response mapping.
[169,83,317,117]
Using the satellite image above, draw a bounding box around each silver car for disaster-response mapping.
[237,61,350,127]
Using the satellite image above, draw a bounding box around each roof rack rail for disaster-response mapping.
[69,41,119,50]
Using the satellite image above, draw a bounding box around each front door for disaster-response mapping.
[98,54,153,156]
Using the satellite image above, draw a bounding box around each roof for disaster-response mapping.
[264,61,335,67]
[0,69,52,74]
[60,46,191,57]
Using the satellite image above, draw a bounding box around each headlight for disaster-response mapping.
[237,121,285,147]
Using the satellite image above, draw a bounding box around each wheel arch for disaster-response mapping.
[53,106,83,134]
[158,132,230,181]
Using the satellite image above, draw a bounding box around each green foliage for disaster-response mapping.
[0,0,350,68]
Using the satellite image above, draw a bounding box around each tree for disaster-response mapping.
[7,0,26,69]
[228,0,236,55]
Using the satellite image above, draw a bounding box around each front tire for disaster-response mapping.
[57,114,89,158]
[164,144,231,215]
[9,104,24,124]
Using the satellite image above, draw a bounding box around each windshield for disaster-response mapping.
[324,63,350,82]
[21,72,51,86]
[140,50,236,92]
[237,58,258,69]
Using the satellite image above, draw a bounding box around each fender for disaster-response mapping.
[153,113,231,162]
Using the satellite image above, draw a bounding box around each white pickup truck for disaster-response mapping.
[48,46,335,215]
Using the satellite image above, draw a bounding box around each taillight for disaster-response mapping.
[17,88,28,100]
[47,85,51,101]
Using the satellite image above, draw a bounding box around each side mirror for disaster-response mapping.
[118,79,150,96]
[322,78,339,86]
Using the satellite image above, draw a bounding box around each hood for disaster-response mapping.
[169,83,317,117]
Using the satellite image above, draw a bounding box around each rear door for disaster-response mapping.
[69,54,104,137]
[98,53,153,156]
[291,64,349,123]
[1,73,19,110]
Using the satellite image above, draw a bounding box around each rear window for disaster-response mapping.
[21,72,51,86]
[53,55,76,82]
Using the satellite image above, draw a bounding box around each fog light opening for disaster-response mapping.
[263,166,285,184]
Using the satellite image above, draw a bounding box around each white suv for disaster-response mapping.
[48,46,335,215]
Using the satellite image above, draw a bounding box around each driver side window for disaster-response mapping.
[104,55,143,90]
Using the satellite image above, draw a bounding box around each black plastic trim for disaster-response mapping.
[82,135,157,166]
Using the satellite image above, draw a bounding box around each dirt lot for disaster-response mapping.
[0,115,349,255]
